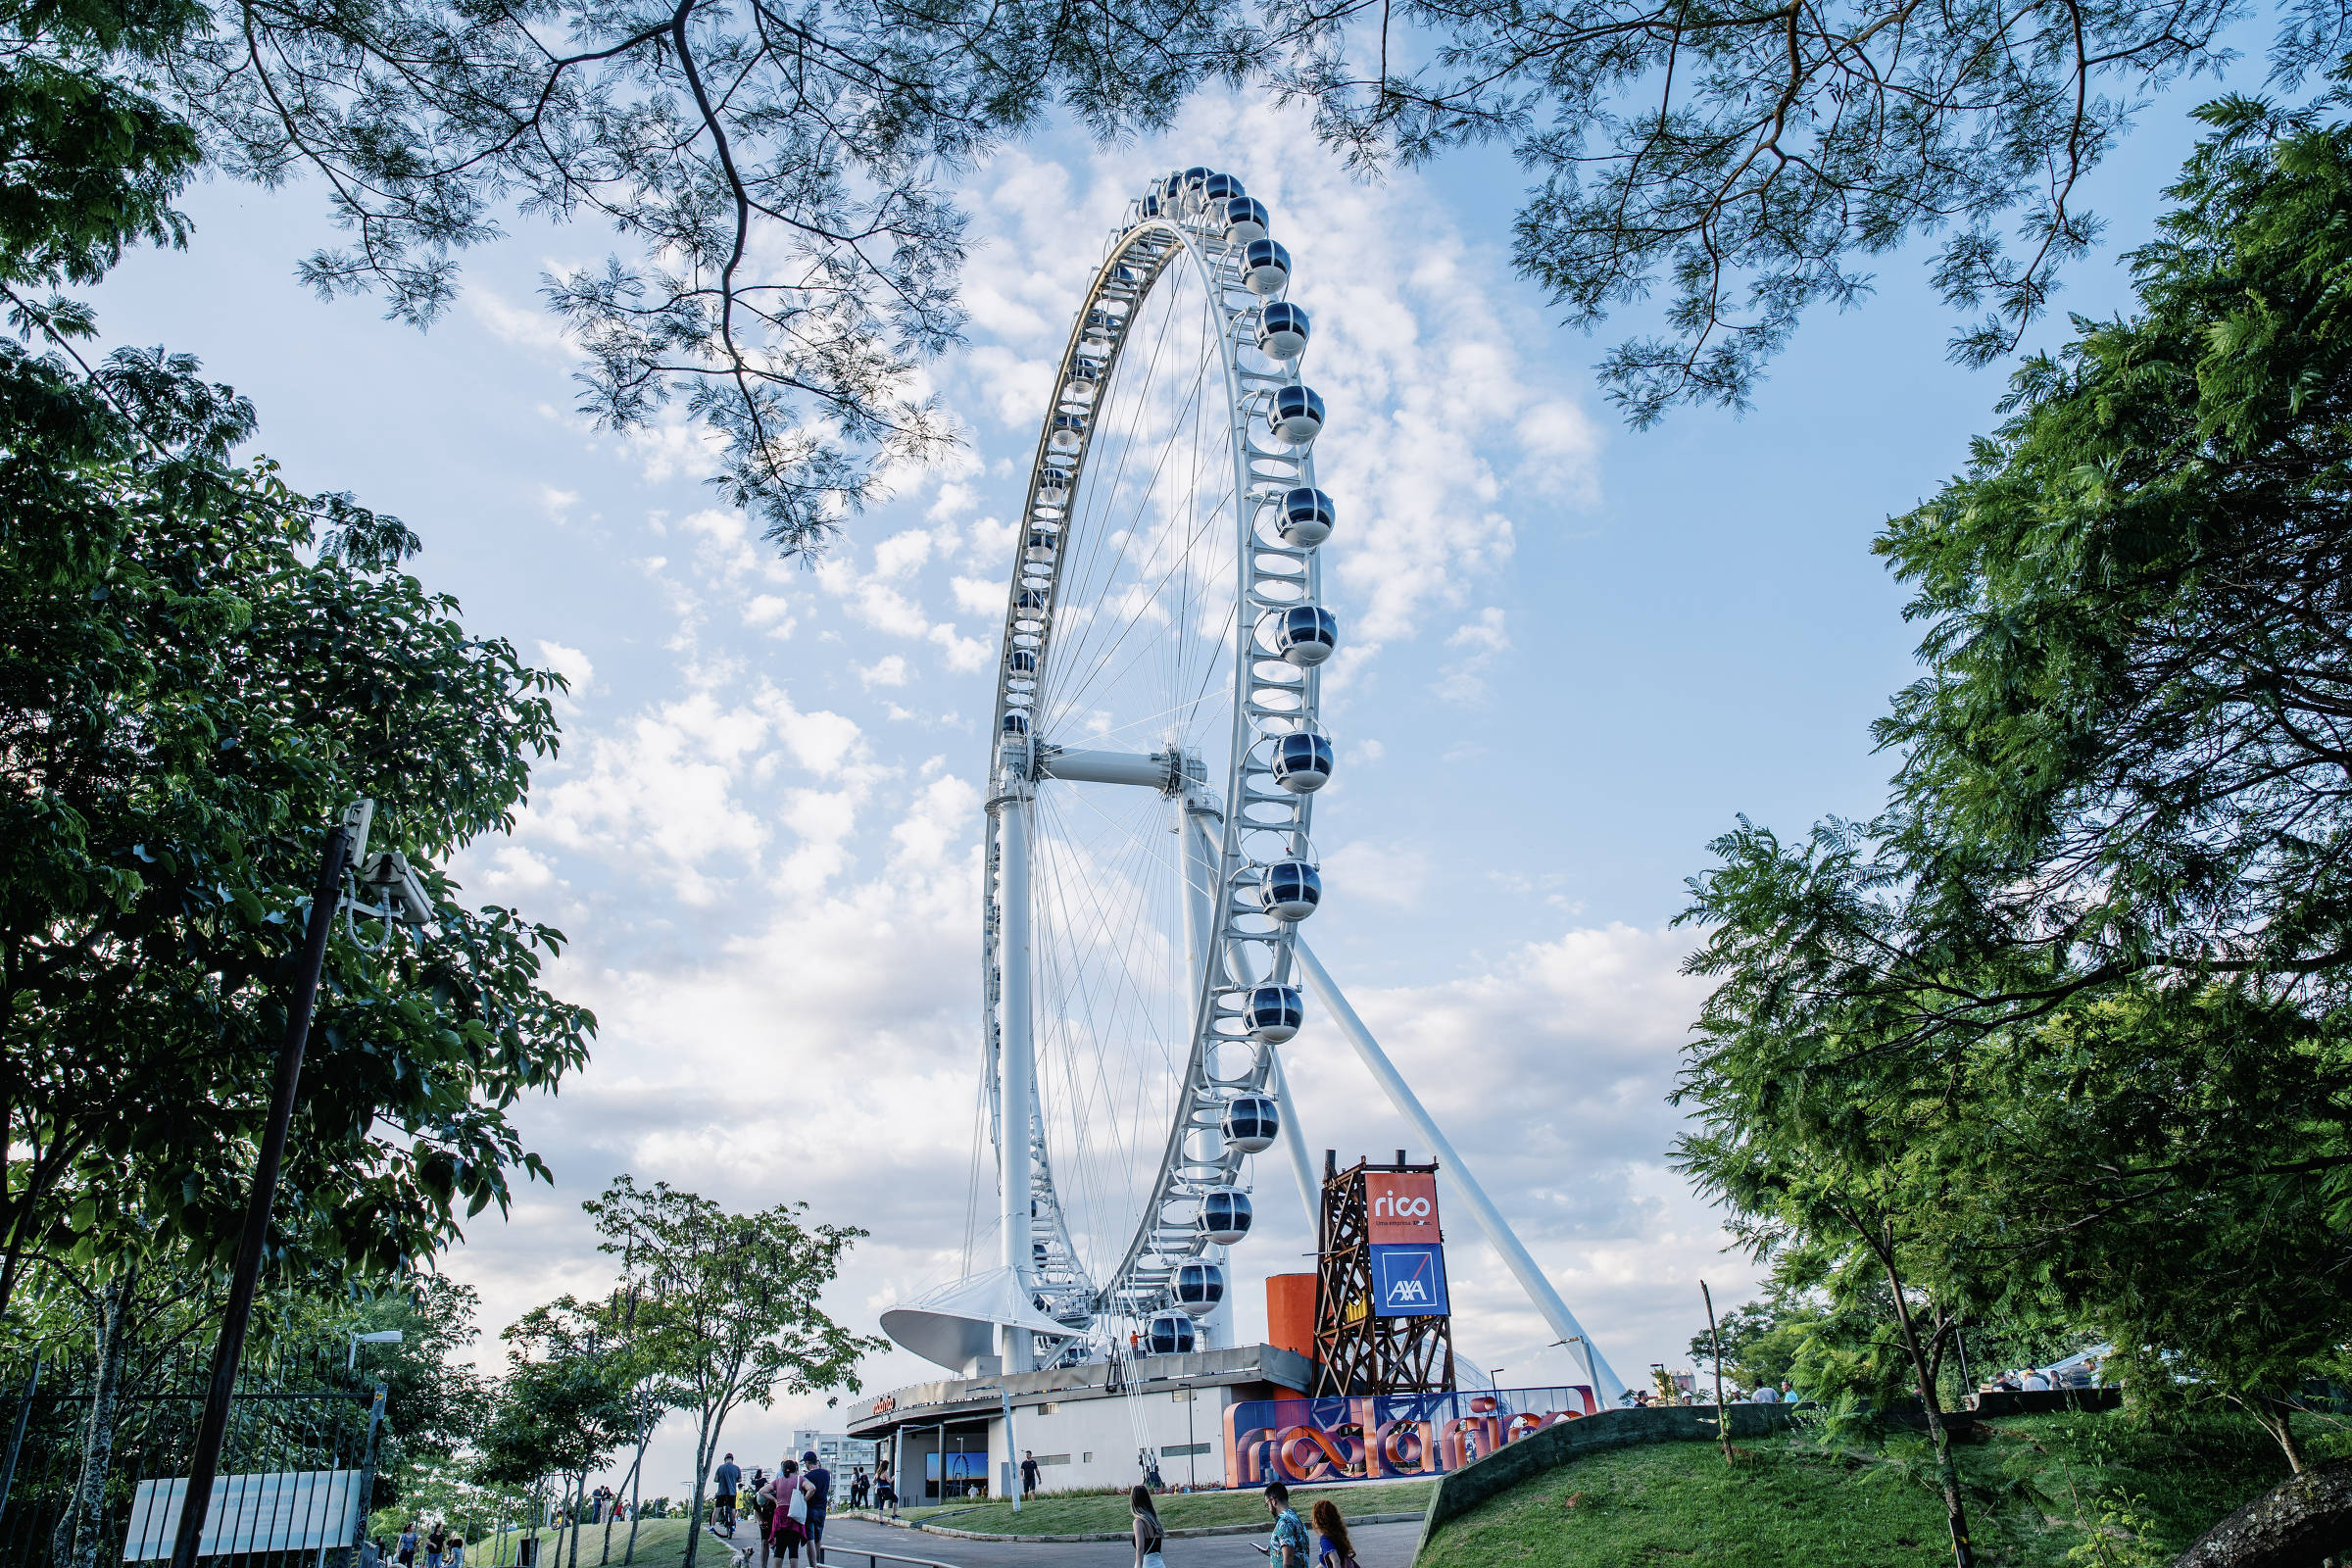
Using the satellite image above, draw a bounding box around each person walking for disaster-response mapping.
[873,1460,898,1518]
[1255,1483,1308,1568]
[446,1539,466,1568]
[1309,1500,1357,1568]
[396,1523,419,1567]
[427,1522,447,1568]
[751,1468,778,1568]
[714,1453,744,1536]
[1131,1485,1165,1568]
[771,1460,808,1568]
[800,1449,832,1566]
[1021,1451,1040,1496]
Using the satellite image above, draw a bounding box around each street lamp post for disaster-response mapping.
[350,1330,405,1374]
[172,801,394,1568]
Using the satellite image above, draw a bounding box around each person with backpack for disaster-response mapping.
[750,1470,776,1568]
[1309,1500,1357,1568]
[1131,1485,1165,1568]
[799,1448,832,1565]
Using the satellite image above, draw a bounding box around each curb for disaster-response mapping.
[842,1509,1425,1544]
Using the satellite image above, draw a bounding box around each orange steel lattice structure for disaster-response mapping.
[1310,1152,1455,1396]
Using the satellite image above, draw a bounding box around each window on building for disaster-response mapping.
[1037,1402,1058,1415]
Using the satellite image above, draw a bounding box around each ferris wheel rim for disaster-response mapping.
[983,176,1336,1348]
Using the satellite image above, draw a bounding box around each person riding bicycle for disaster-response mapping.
[713,1454,744,1535]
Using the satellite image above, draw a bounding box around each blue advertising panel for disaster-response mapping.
[1370,1243,1449,1316]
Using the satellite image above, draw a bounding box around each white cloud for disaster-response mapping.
[536,639,596,697]
[1324,837,1432,907]
[861,654,913,688]
[466,285,581,361]
[1437,607,1511,704]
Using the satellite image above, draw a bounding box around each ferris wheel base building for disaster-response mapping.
[849,1341,1312,1498]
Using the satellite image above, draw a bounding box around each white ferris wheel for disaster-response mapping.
[882,168,1626,1406]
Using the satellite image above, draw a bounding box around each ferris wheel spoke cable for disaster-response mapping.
[1046,485,1238,744]
[1035,799,1171,1212]
[1034,294,1202,725]
[1035,791,1187,1096]
[1036,305,1223,729]
[1049,419,1235,734]
[1039,416,1228,736]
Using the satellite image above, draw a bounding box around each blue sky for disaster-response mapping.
[90,54,2258,1490]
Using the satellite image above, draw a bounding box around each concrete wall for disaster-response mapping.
[989,1386,1235,1495]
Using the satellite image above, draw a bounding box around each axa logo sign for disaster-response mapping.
[1365,1172,1442,1244]
[1369,1244,1450,1318]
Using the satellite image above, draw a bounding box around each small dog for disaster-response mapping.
[706,1526,755,1568]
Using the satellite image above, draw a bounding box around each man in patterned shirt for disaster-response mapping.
[1258,1483,1308,1568]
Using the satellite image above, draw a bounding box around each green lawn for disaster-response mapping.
[1418,1410,2309,1568]
[457,1516,707,1568]
[890,1478,1436,1537]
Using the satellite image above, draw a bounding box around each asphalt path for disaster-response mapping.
[811,1515,1424,1568]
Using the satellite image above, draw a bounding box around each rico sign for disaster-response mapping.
[1365,1172,1441,1245]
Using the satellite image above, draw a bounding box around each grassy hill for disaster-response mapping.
[892,1477,1436,1536]
[456,1516,699,1567]
[1418,1410,2309,1568]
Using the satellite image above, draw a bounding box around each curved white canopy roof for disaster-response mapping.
[880,1269,1073,1373]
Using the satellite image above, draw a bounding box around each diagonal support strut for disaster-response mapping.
[1293,938,1628,1404]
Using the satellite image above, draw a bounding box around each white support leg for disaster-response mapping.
[1294,939,1626,1404]
[1267,1043,1322,1241]
[997,790,1036,1373]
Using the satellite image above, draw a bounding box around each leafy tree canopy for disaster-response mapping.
[6,0,2338,536]
[1676,78,2352,1507]
[1,333,597,1313]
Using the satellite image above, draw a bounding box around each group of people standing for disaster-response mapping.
[711,1448,835,1566]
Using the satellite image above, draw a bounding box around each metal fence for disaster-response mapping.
[0,1356,381,1566]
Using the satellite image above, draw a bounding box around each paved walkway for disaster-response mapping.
[815,1515,1423,1568]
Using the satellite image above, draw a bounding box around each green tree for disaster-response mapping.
[1689,1291,1827,1395]
[582,1176,882,1568]
[1677,71,2352,1563]
[1,331,598,1314]
[477,1303,636,1568]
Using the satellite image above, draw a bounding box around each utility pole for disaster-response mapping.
[171,803,368,1568]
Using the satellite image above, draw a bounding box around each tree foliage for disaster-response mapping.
[1674,79,2352,1536]
[582,1175,882,1568]
[10,0,2322,528]
[0,334,597,1311]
